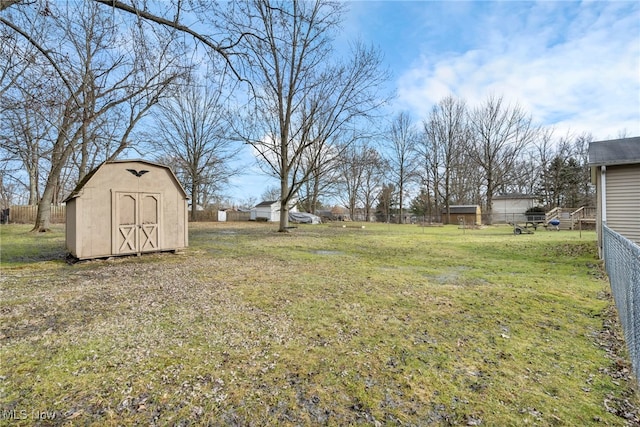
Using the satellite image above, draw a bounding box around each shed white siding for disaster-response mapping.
[491,195,537,223]
[252,200,298,222]
[254,203,279,222]
[606,164,640,244]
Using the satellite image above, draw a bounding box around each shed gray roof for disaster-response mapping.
[588,137,640,166]
[255,200,278,208]
[493,193,537,200]
[444,205,480,214]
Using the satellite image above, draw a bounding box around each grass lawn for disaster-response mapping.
[0,221,637,425]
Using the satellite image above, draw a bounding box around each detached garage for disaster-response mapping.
[65,159,189,260]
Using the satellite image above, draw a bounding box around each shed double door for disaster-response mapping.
[113,192,161,255]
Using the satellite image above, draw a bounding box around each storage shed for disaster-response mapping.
[442,205,482,226]
[65,159,188,260]
[589,137,640,250]
[251,200,298,222]
[491,194,538,224]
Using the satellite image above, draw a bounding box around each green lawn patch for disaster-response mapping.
[0,222,637,425]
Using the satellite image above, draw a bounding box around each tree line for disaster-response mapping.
[334,96,595,224]
[1,0,597,232]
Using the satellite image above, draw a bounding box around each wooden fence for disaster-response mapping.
[191,210,251,222]
[6,205,252,224]
[8,205,66,224]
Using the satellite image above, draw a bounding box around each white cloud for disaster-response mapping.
[395,1,640,140]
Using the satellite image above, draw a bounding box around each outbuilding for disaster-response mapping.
[251,200,298,222]
[491,193,539,224]
[65,159,189,260]
[442,205,482,226]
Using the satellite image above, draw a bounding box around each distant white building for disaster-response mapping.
[491,194,538,223]
[250,200,298,222]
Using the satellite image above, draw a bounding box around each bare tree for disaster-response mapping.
[293,42,388,216]
[359,147,385,222]
[260,185,280,202]
[92,0,251,84]
[296,128,377,215]
[0,2,58,205]
[229,1,387,231]
[384,112,419,223]
[0,84,56,205]
[0,6,35,99]
[572,132,595,207]
[2,2,189,231]
[538,132,594,209]
[3,0,387,231]
[467,95,538,224]
[335,143,362,219]
[499,154,539,195]
[1,0,254,231]
[238,196,258,210]
[0,159,23,209]
[0,1,22,13]
[532,128,557,208]
[419,95,468,224]
[0,1,82,105]
[296,144,337,214]
[2,0,249,92]
[150,80,242,220]
[336,141,383,220]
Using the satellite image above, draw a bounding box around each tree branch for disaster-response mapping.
[0,16,81,107]
[0,0,23,12]
[92,0,252,86]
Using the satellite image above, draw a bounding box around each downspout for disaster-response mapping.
[601,165,607,224]
[600,165,606,258]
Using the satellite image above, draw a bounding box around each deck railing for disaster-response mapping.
[545,207,561,224]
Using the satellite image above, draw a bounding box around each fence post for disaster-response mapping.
[603,225,640,382]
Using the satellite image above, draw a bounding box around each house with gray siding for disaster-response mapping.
[588,137,640,252]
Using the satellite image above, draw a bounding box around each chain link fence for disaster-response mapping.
[603,225,640,382]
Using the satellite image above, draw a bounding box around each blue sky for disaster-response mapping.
[229,0,640,204]
[344,0,639,136]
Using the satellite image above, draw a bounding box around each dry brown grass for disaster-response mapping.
[0,222,637,425]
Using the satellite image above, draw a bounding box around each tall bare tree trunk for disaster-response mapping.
[279,178,290,232]
[32,142,73,232]
[191,181,198,221]
[230,1,386,233]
